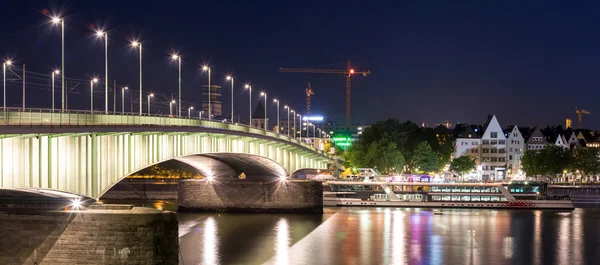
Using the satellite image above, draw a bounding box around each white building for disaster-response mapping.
[506,125,527,180]
[553,134,569,149]
[453,124,482,180]
[480,115,507,181]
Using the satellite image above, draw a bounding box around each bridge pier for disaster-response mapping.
[178,179,323,213]
[0,204,178,265]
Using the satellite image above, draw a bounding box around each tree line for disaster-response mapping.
[343,119,459,174]
[521,145,600,182]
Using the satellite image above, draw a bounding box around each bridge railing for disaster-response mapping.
[0,108,333,158]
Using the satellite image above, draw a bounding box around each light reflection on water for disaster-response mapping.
[178,208,598,265]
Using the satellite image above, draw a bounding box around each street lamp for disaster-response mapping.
[284,105,290,136]
[51,17,65,111]
[96,30,108,114]
[291,109,296,139]
[226,75,233,122]
[169,100,176,116]
[90,78,98,113]
[202,66,211,120]
[297,113,302,141]
[51,70,60,112]
[171,54,182,117]
[121,87,128,114]
[147,93,154,115]
[188,106,194,118]
[2,60,11,110]
[244,84,252,126]
[273,98,280,134]
[131,41,142,115]
[260,92,267,129]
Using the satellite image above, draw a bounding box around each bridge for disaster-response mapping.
[0,108,334,200]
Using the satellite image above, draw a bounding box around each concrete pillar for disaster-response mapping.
[178,179,323,213]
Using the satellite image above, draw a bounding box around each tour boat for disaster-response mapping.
[323,179,574,210]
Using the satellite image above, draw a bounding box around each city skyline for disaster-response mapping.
[1,1,600,127]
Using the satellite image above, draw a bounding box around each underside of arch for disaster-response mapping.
[175,153,288,179]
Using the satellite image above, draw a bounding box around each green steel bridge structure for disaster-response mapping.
[0,108,334,199]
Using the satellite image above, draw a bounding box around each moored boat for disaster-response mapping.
[323,179,574,210]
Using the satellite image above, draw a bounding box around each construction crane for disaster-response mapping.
[305,82,314,115]
[280,61,371,126]
[576,108,590,129]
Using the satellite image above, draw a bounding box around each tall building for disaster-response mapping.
[251,100,269,129]
[480,115,507,181]
[201,84,222,118]
[506,125,528,180]
[566,118,572,129]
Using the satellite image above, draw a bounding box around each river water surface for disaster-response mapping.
[172,206,600,265]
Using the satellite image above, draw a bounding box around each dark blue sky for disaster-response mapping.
[2,1,600,128]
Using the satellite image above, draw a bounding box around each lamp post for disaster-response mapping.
[284,105,289,136]
[312,123,316,139]
[188,106,194,118]
[273,98,279,133]
[51,17,65,111]
[22,64,25,110]
[298,113,302,141]
[51,70,59,112]
[147,93,154,115]
[169,100,176,116]
[171,54,181,117]
[95,31,108,114]
[244,84,252,126]
[291,110,296,139]
[202,66,211,120]
[260,92,267,129]
[131,41,142,115]
[90,78,98,113]
[226,76,233,122]
[121,86,128,114]
[2,60,11,110]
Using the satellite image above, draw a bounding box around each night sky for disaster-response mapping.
[1,1,600,128]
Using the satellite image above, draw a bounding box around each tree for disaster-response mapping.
[570,147,600,183]
[539,145,571,182]
[522,146,573,182]
[345,118,451,172]
[522,150,543,180]
[344,137,405,173]
[366,138,405,173]
[449,155,477,180]
[413,141,443,173]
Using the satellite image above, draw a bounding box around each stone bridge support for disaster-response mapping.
[178,179,323,213]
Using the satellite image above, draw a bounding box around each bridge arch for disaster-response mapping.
[97,153,289,198]
[0,125,331,199]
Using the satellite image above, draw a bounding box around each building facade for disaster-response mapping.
[526,128,547,150]
[480,115,507,181]
[506,125,526,180]
[251,100,269,129]
[201,84,222,118]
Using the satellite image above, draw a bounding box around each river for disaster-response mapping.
[146,201,596,265]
